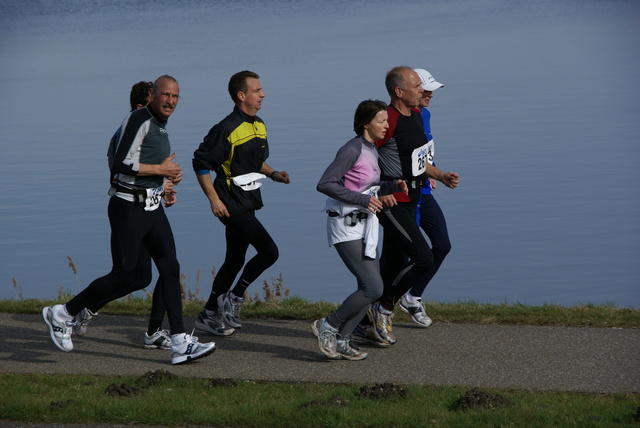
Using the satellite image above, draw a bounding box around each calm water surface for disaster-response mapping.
[1,0,639,307]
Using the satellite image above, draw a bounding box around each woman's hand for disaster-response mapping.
[368,196,384,214]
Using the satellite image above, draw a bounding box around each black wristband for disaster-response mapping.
[270,170,279,181]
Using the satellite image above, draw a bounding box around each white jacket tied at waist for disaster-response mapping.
[323,186,380,259]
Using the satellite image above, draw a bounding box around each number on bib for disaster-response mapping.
[411,143,430,177]
[144,187,164,211]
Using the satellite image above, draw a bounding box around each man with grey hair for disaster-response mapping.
[43,75,216,365]
[396,68,452,328]
[353,66,459,346]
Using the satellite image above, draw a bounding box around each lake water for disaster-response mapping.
[1,0,639,308]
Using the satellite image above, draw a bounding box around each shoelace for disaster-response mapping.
[379,312,393,332]
[61,320,75,337]
[319,330,337,348]
[231,297,243,317]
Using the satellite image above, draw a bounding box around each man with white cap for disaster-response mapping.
[397,68,452,328]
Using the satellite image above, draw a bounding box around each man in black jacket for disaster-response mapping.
[192,70,290,336]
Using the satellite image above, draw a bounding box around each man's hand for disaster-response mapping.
[379,194,397,208]
[171,170,183,185]
[164,191,177,207]
[159,153,182,182]
[396,179,409,195]
[429,178,437,191]
[163,179,177,207]
[211,199,230,218]
[442,172,459,189]
[273,170,290,184]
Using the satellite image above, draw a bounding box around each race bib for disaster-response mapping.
[232,172,266,191]
[144,186,164,211]
[426,139,434,166]
[363,185,381,197]
[411,141,433,177]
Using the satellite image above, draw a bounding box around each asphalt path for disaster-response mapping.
[2,312,638,396]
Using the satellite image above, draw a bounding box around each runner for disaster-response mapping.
[398,68,452,327]
[312,100,407,360]
[352,66,459,346]
[192,70,290,336]
[74,81,174,350]
[43,75,216,365]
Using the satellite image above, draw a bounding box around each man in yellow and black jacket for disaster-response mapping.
[192,70,290,337]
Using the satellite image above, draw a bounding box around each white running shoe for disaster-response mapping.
[74,308,98,336]
[42,305,74,352]
[217,292,244,329]
[399,294,433,327]
[144,329,171,350]
[311,318,339,359]
[171,333,216,365]
[194,311,235,336]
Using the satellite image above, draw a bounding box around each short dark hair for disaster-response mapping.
[129,81,152,111]
[385,66,410,98]
[354,99,388,136]
[228,70,260,103]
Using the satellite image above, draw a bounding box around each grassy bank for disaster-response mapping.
[2,296,639,328]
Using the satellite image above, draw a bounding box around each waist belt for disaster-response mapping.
[327,210,369,226]
[112,182,155,204]
[406,179,428,189]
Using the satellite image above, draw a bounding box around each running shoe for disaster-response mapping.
[399,294,433,327]
[351,323,391,347]
[336,339,368,360]
[369,303,397,345]
[42,304,75,352]
[171,333,216,365]
[194,310,235,336]
[144,329,172,350]
[217,292,244,329]
[74,308,98,336]
[311,318,339,359]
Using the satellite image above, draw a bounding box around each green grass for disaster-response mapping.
[2,295,638,427]
[2,296,638,328]
[0,373,637,427]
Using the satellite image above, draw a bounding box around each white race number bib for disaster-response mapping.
[144,187,164,211]
[425,139,434,166]
[363,185,381,197]
[411,142,430,177]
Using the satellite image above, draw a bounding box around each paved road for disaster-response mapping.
[1,313,638,395]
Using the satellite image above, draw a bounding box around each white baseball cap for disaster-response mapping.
[414,68,444,91]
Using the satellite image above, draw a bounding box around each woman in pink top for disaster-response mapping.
[312,100,407,360]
